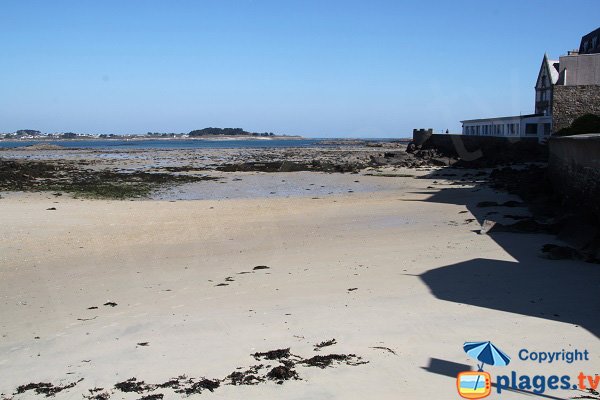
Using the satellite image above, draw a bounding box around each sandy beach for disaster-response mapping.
[1,146,599,399]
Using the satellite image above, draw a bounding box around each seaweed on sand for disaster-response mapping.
[114,378,154,393]
[16,379,83,397]
[0,159,218,199]
[252,348,291,360]
[225,365,265,386]
[301,354,368,368]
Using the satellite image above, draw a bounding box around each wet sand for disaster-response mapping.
[0,147,599,399]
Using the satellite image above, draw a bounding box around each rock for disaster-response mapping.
[541,244,581,260]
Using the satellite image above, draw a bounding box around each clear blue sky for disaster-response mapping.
[1,1,598,137]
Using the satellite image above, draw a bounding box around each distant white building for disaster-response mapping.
[461,54,556,141]
[461,114,552,139]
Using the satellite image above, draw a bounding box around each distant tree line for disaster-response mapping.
[188,128,274,137]
[16,129,41,136]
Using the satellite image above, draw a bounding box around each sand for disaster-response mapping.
[1,167,599,399]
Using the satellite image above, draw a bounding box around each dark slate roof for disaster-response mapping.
[579,27,600,54]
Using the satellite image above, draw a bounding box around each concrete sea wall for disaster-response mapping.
[549,134,600,221]
[413,133,547,164]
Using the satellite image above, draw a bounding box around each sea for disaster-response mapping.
[0,138,410,150]
[0,138,406,150]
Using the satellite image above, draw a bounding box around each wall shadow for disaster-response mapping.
[414,168,600,338]
[421,357,471,378]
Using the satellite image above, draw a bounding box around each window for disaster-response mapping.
[543,123,551,135]
[525,124,538,135]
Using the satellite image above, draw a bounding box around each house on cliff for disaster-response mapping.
[461,27,600,140]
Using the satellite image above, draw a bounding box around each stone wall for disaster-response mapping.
[549,134,600,222]
[552,85,600,132]
[414,133,547,165]
[412,129,433,146]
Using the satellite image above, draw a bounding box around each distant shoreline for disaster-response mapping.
[0,135,305,142]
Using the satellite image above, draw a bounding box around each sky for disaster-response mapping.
[1,1,598,138]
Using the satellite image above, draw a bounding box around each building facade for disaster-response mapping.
[461,27,600,140]
[579,27,600,54]
[535,54,559,115]
[552,28,600,131]
[461,114,552,140]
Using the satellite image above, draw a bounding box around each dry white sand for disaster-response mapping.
[0,171,598,399]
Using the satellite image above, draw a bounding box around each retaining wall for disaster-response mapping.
[549,134,600,221]
[552,85,600,132]
[414,133,547,164]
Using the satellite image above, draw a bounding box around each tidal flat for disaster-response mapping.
[0,142,598,399]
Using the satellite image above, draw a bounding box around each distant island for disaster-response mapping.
[0,128,303,140]
[188,127,275,137]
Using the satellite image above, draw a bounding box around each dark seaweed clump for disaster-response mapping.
[302,354,368,368]
[138,395,163,400]
[266,366,299,383]
[174,378,220,395]
[253,348,291,360]
[16,379,82,397]
[13,346,367,397]
[314,338,337,350]
[217,160,365,174]
[226,365,265,385]
[114,378,154,393]
[0,159,217,199]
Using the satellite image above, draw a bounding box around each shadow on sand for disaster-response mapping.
[415,169,600,339]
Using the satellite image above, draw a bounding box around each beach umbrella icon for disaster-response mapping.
[463,341,511,371]
[463,341,510,396]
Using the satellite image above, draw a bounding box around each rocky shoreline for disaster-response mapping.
[0,141,429,199]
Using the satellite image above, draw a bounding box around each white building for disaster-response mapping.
[461,53,555,141]
[535,53,559,115]
[461,28,600,141]
[461,114,552,140]
[461,27,600,141]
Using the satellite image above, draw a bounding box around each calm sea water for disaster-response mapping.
[0,138,409,150]
[0,139,327,150]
